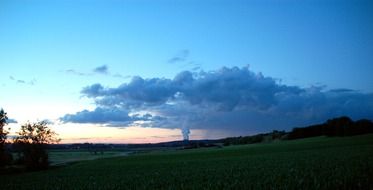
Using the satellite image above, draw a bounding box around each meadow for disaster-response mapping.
[48,150,127,166]
[1,134,373,190]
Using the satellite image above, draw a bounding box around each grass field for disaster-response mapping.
[48,150,127,166]
[1,134,373,190]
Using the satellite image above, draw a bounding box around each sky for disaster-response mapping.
[1,0,373,143]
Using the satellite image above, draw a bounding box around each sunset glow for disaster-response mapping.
[1,0,372,143]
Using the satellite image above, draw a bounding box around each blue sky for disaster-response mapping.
[1,0,373,143]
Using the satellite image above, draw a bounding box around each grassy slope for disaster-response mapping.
[1,134,373,190]
[48,151,126,166]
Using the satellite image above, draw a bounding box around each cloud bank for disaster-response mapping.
[61,66,373,138]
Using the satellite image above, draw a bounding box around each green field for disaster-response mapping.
[1,134,373,190]
[48,150,127,166]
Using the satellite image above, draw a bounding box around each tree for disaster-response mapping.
[0,108,8,145]
[0,108,12,167]
[14,121,60,170]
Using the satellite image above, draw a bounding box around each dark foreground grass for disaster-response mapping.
[1,134,373,190]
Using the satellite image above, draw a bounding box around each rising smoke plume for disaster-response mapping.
[181,118,190,141]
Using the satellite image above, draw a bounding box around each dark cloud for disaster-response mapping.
[328,88,356,93]
[81,83,105,98]
[61,107,133,124]
[61,66,373,137]
[82,67,302,112]
[82,76,177,108]
[60,107,163,126]
[93,65,109,74]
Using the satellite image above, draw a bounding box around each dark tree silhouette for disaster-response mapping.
[0,108,12,167]
[0,109,8,146]
[14,121,60,170]
[288,116,373,140]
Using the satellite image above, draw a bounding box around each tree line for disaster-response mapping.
[223,130,287,146]
[223,116,373,146]
[287,116,373,140]
[0,109,59,173]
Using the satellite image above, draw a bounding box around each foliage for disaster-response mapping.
[223,130,287,146]
[288,116,373,140]
[1,134,372,189]
[14,121,60,170]
[0,108,12,167]
[0,109,8,144]
[223,116,373,146]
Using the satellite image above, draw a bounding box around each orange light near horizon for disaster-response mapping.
[53,124,185,144]
[7,122,233,144]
